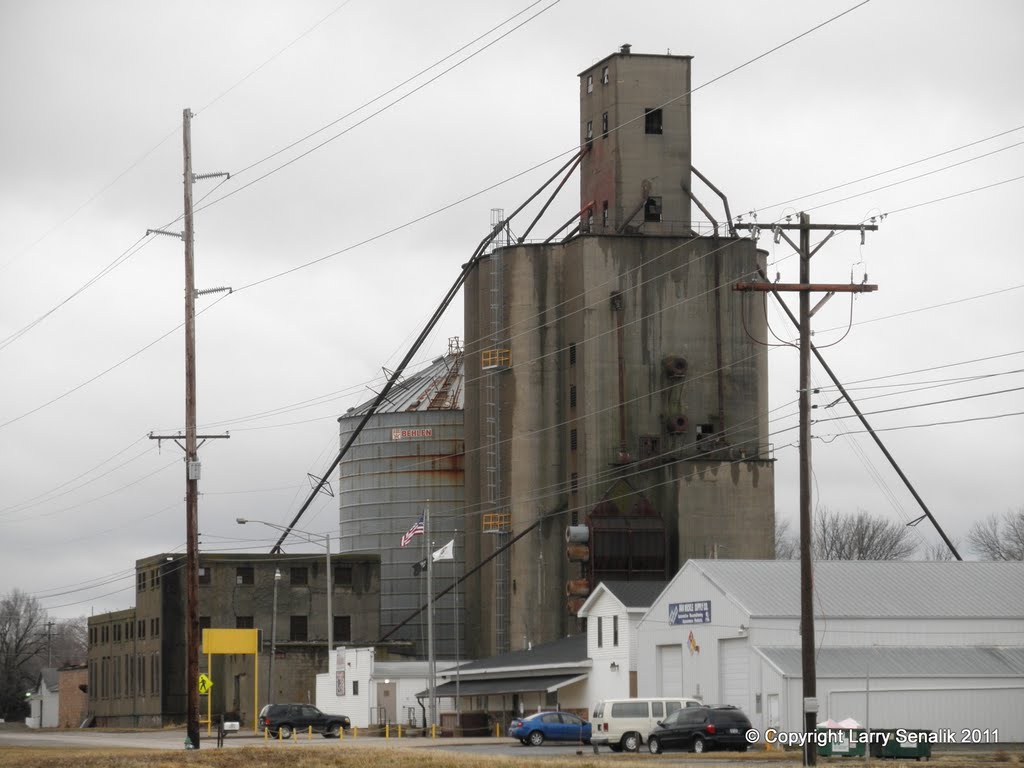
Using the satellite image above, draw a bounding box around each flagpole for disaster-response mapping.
[426,502,436,730]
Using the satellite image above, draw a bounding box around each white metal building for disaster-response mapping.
[636,560,1024,741]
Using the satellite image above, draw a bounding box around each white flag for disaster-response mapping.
[432,538,455,562]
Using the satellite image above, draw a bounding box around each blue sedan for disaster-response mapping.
[509,711,592,746]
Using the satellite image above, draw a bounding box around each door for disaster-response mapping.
[718,638,749,709]
[767,694,780,732]
[657,645,683,697]
[377,681,398,725]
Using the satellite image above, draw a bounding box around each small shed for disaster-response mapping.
[27,668,59,728]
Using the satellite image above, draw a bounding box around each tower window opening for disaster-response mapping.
[586,120,593,140]
[571,428,578,451]
[602,200,609,228]
[601,112,608,137]
[644,196,662,223]
[644,107,663,135]
[569,343,577,366]
[587,75,593,93]
[570,384,577,408]
[602,66,609,84]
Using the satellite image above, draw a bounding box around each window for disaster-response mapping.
[236,616,254,629]
[586,209,594,232]
[334,564,353,587]
[644,196,662,223]
[601,111,608,137]
[353,680,359,696]
[644,107,663,135]
[570,472,578,494]
[138,620,145,639]
[236,566,254,585]
[587,74,593,93]
[129,621,134,640]
[613,615,619,646]
[602,65,609,84]
[651,702,664,717]
[290,567,308,586]
[138,656,145,695]
[290,615,308,642]
[151,653,159,694]
[137,572,146,592]
[198,566,210,585]
[586,120,593,141]
[570,428,578,451]
[334,615,352,643]
[570,385,577,408]
[569,343,576,366]
[597,616,603,648]
[152,618,160,637]
[602,200,608,228]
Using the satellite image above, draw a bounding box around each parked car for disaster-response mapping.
[258,703,350,739]
[591,697,702,752]
[509,711,592,746]
[646,705,752,754]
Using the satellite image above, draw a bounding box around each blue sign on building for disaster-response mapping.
[669,600,711,625]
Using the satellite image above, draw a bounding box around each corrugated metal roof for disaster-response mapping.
[344,347,464,416]
[758,646,1024,678]
[453,633,587,673]
[425,673,588,698]
[692,560,1024,618]
[601,580,669,610]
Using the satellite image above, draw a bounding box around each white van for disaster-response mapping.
[591,697,702,752]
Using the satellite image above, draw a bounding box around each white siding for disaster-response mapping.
[581,590,631,706]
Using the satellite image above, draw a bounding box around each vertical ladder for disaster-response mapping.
[485,207,510,654]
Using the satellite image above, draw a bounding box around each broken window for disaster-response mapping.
[645,107,663,135]
[644,196,662,223]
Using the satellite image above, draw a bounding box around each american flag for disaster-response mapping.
[400,512,425,547]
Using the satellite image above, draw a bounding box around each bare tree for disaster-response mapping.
[920,540,960,561]
[968,508,1024,560]
[775,517,799,560]
[0,589,47,720]
[814,507,917,560]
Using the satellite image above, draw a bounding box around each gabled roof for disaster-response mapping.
[685,560,1024,619]
[757,646,1024,679]
[37,668,59,693]
[446,633,588,677]
[578,580,667,617]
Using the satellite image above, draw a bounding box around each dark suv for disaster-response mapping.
[646,705,751,754]
[258,703,351,739]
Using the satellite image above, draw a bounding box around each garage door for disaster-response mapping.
[718,638,749,709]
[657,645,682,697]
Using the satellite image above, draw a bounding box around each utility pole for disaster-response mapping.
[736,213,878,766]
[147,108,229,751]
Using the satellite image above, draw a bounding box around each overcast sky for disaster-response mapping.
[2,0,1021,621]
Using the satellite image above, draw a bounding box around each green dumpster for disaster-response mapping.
[869,729,933,761]
[816,728,866,757]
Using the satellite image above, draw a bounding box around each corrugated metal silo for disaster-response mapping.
[337,340,465,659]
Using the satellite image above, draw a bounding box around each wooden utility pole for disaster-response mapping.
[736,213,877,766]
[182,106,201,752]
[147,109,229,750]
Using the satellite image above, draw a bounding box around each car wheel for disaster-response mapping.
[648,736,662,754]
[692,735,707,753]
[622,732,640,752]
[279,724,294,740]
[324,723,341,738]
[528,730,545,746]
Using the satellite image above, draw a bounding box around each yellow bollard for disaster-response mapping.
[308,725,313,740]
[264,727,268,741]
[431,723,437,739]
[340,726,344,741]
[385,723,390,739]
[278,727,283,741]
[354,726,358,739]
[397,724,402,738]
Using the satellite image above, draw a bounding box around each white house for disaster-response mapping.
[577,581,667,702]
[636,560,1024,741]
[316,647,454,729]
[26,668,59,729]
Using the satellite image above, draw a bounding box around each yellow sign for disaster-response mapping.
[198,673,213,695]
[202,628,259,654]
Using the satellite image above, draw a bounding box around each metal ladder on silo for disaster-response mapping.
[484,207,511,654]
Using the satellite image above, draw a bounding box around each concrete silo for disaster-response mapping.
[337,339,465,659]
